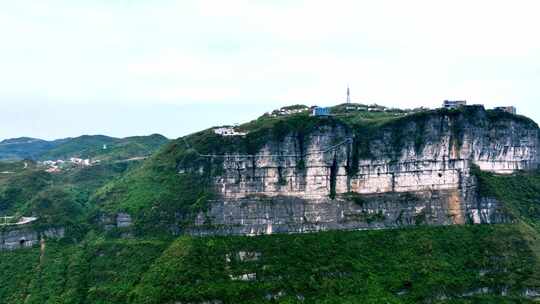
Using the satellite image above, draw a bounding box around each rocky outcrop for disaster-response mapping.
[100,212,133,230]
[98,213,133,238]
[116,213,133,228]
[0,227,64,251]
[185,107,538,235]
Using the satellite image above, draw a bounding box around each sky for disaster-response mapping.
[0,0,539,140]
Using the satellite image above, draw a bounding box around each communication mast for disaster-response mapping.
[346,85,351,104]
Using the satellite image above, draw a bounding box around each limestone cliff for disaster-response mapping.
[184,106,538,235]
[0,226,64,251]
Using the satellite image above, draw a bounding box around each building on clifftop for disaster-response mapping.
[494,106,517,115]
[311,107,331,117]
[443,100,467,109]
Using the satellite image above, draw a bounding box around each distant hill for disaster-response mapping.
[0,134,169,161]
[0,137,67,161]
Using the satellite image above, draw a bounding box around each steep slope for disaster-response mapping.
[1,218,540,303]
[0,134,168,252]
[3,168,540,303]
[95,105,539,235]
[0,163,141,228]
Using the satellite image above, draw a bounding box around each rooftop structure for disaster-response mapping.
[494,106,516,115]
[443,100,467,109]
[345,105,368,111]
[312,107,331,117]
[0,216,38,226]
[70,157,91,166]
[267,105,309,117]
[45,166,61,173]
[214,127,247,137]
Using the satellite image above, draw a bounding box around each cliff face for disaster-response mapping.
[187,107,538,235]
[0,227,64,251]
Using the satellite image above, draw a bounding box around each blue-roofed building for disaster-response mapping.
[312,107,331,117]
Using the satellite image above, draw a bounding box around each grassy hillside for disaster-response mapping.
[0,137,67,161]
[473,168,540,230]
[0,133,168,226]
[0,134,169,162]
[0,225,538,303]
[39,134,169,161]
[0,161,142,225]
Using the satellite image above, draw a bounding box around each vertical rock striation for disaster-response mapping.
[186,107,538,235]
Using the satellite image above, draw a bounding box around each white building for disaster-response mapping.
[443,100,467,109]
[494,106,516,114]
[69,158,92,166]
[214,127,247,137]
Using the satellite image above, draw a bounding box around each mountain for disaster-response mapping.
[94,104,539,234]
[0,133,169,226]
[0,137,67,160]
[0,134,169,161]
[39,134,169,161]
[1,104,540,303]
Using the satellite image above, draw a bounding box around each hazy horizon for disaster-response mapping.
[1,0,539,140]
[1,100,538,142]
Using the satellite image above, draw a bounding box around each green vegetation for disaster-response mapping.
[2,165,540,303]
[0,137,67,161]
[338,105,490,161]
[92,138,219,234]
[0,133,168,228]
[486,109,538,129]
[0,237,168,304]
[0,160,33,173]
[0,161,140,229]
[1,224,538,303]
[242,111,342,155]
[1,104,540,303]
[93,104,540,232]
[131,225,538,304]
[39,134,169,161]
[0,134,168,162]
[93,113,347,232]
[473,167,540,231]
[471,168,540,287]
[0,169,52,216]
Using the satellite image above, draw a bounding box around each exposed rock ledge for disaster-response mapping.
[0,227,65,251]
[185,108,538,235]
